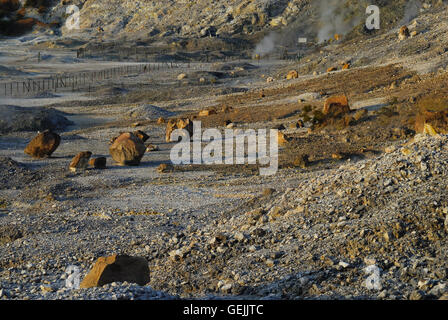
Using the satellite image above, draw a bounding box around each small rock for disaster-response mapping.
[40,285,53,293]
[409,290,425,300]
[89,157,107,169]
[286,70,298,80]
[401,148,412,156]
[69,151,92,172]
[199,109,217,117]
[398,26,410,41]
[169,249,184,261]
[133,130,150,143]
[234,232,245,242]
[265,259,275,267]
[145,144,159,152]
[385,145,396,153]
[157,163,174,173]
[221,283,232,293]
[262,188,275,196]
[293,154,310,168]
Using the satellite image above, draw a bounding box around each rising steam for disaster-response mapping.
[254,32,279,56]
[400,0,422,25]
[316,0,364,43]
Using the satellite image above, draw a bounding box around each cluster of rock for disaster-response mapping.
[23,129,155,170]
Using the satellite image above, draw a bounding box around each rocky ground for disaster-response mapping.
[0,1,448,301]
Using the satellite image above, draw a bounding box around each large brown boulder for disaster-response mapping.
[80,254,150,288]
[415,110,448,134]
[165,118,193,142]
[24,130,60,158]
[323,95,351,116]
[109,132,146,166]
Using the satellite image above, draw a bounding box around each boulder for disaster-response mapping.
[277,132,289,145]
[286,70,298,80]
[323,95,350,116]
[24,130,60,159]
[89,157,107,169]
[69,151,92,172]
[109,132,146,166]
[80,254,150,288]
[399,26,410,41]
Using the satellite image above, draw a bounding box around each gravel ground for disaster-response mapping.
[0,133,447,300]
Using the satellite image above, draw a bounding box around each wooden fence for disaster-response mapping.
[0,62,181,97]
